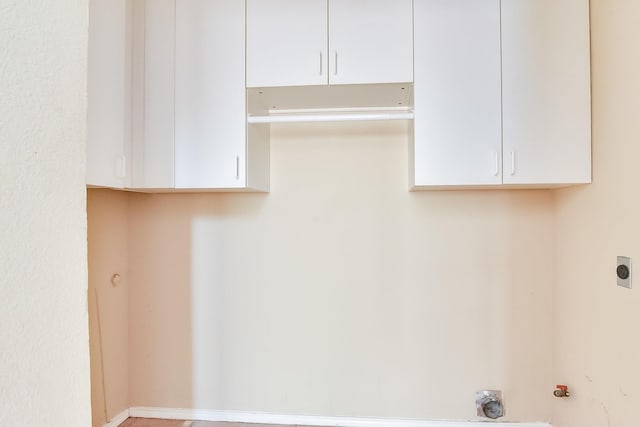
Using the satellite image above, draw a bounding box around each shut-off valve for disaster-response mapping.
[553,384,570,398]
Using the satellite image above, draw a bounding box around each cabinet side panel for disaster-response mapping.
[175,0,246,189]
[413,0,502,186]
[502,0,591,184]
[87,0,128,188]
[247,124,270,191]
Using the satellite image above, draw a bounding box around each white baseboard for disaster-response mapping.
[103,408,130,427]
[129,407,551,427]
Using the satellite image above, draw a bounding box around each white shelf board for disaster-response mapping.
[247,108,414,124]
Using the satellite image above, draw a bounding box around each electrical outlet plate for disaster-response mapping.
[617,256,632,289]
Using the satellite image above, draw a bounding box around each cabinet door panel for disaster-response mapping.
[135,0,175,188]
[329,0,413,85]
[87,0,130,188]
[502,0,591,184]
[175,0,246,189]
[413,0,502,187]
[247,0,327,87]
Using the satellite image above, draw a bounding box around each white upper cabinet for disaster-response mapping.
[246,0,413,88]
[130,0,269,191]
[412,0,591,188]
[328,0,413,85]
[175,0,248,189]
[89,0,588,192]
[413,0,502,187]
[87,0,131,188]
[501,0,591,185]
[246,0,327,88]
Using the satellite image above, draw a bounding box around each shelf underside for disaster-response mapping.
[247,82,414,123]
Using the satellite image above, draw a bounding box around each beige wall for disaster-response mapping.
[0,1,90,426]
[553,1,640,426]
[88,190,130,426]
[121,122,555,421]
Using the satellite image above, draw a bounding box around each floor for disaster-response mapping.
[120,420,294,427]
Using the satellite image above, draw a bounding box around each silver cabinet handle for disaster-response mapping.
[510,151,516,176]
[319,51,323,75]
[235,155,240,180]
[334,51,338,75]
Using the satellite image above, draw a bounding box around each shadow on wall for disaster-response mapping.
[116,122,555,422]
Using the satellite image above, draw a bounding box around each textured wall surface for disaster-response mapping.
[553,1,640,426]
[117,122,555,422]
[0,1,90,426]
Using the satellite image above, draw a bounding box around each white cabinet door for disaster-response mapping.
[413,0,502,187]
[175,0,246,189]
[132,0,175,189]
[501,0,591,185]
[87,0,130,188]
[247,0,327,88]
[328,0,413,85]
[246,0,413,87]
